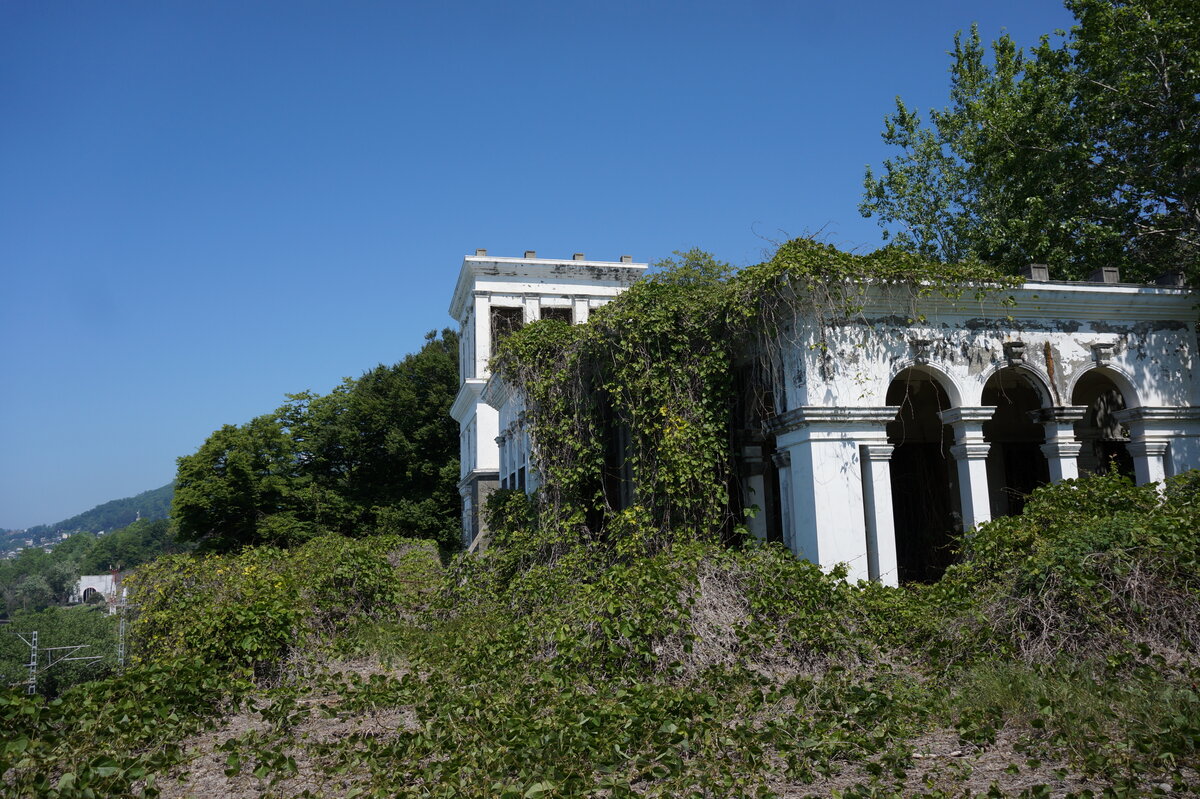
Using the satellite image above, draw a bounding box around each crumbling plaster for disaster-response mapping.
[768,279,1199,584]
[784,283,1197,411]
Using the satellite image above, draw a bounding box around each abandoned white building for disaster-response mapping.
[450,252,1200,585]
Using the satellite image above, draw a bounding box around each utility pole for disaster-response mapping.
[26,629,37,695]
[8,629,102,695]
[116,599,127,669]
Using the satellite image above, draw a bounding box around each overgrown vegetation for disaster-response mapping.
[490,242,1013,571]
[0,606,118,697]
[4,3,1197,787]
[9,470,1194,797]
[127,535,442,677]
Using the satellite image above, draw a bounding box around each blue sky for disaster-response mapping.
[0,0,1076,529]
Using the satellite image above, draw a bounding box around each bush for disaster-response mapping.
[127,534,440,675]
[932,470,1200,664]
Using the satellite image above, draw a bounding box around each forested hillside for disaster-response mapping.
[4,482,174,545]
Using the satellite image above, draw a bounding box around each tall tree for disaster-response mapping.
[861,0,1199,282]
[173,329,461,552]
[172,415,310,551]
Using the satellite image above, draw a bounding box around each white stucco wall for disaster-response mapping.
[771,279,1200,584]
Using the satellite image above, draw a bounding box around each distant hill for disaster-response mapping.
[2,483,174,550]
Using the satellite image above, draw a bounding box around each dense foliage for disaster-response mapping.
[3,471,1199,796]
[76,518,178,575]
[490,242,1011,567]
[126,534,441,675]
[861,0,1199,282]
[172,329,461,553]
[0,606,117,697]
[0,519,182,619]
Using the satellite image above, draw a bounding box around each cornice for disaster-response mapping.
[450,379,486,422]
[771,405,899,434]
[1114,406,1200,425]
[481,374,516,409]
[845,281,1196,326]
[449,256,648,321]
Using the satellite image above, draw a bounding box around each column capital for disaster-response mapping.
[772,405,900,435]
[1041,441,1083,459]
[1029,406,1089,425]
[860,443,895,461]
[939,406,996,427]
[1126,439,1170,458]
[950,441,991,461]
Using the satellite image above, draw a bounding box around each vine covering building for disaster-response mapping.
[450,251,1200,583]
[449,250,647,546]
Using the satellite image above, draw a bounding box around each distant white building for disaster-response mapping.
[73,573,128,612]
[451,254,1200,584]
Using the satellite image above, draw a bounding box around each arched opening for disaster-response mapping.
[886,368,960,583]
[982,368,1050,517]
[1072,369,1134,478]
[82,587,104,604]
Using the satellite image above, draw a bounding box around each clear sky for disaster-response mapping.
[0,0,1076,530]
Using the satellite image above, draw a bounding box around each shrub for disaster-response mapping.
[127,534,440,675]
[932,470,1200,664]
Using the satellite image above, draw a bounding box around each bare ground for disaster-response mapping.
[153,659,417,799]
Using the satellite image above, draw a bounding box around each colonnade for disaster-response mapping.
[772,386,1200,588]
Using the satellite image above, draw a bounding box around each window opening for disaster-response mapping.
[490,306,524,347]
[540,306,573,324]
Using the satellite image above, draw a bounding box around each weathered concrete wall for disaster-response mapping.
[450,252,648,547]
[772,279,1200,584]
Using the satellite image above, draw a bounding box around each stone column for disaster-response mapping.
[939,407,995,529]
[1125,438,1170,485]
[1112,407,1200,486]
[772,450,792,552]
[772,406,899,583]
[472,292,491,378]
[1030,406,1088,482]
[860,443,898,586]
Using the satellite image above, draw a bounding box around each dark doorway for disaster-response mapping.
[1072,370,1135,478]
[982,369,1050,517]
[886,369,960,583]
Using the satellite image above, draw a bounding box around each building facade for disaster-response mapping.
[448,250,647,547]
[453,253,1200,582]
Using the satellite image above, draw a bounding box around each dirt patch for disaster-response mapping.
[154,660,418,799]
[770,726,1140,798]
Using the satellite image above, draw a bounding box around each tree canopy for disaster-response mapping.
[172,329,461,553]
[861,0,1199,282]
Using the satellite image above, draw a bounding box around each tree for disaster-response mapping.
[861,0,1199,282]
[15,574,52,612]
[172,415,311,551]
[78,518,178,574]
[172,330,462,553]
[0,606,117,695]
[289,329,462,548]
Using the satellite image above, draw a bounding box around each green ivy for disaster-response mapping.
[490,240,1015,566]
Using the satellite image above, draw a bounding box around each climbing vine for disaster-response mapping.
[490,239,1016,565]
